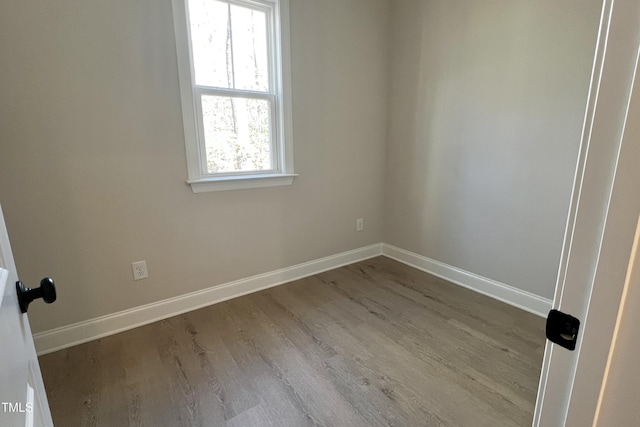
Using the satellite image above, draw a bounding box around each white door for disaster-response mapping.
[534,0,640,425]
[0,204,54,427]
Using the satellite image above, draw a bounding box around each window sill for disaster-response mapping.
[187,173,298,193]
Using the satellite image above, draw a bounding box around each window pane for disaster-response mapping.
[230,5,269,91]
[188,0,232,88]
[188,1,270,91]
[201,95,272,173]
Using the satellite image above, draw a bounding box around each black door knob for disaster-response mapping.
[16,277,57,313]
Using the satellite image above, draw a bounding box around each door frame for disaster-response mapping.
[533,0,640,425]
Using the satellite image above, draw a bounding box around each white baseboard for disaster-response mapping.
[35,242,552,355]
[34,243,384,355]
[382,244,552,317]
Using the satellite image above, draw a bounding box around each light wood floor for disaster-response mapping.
[39,256,546,426]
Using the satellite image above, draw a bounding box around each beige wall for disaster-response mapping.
[384,0,602,298]
[0,0,607,334]
[0,0,389,332]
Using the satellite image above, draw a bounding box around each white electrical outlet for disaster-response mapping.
[132,261,148,280]
[356,218,364,232]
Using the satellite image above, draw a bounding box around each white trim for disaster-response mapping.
[171,0,295,192]
[0,268,8,308]
[382,244,552,317]
[171,0,200,181]
[33,244,383,355]
[188,173,297,193]
[275,0,294,173]
[33,242,556,355]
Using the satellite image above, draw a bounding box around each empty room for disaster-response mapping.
[1,0,639,426]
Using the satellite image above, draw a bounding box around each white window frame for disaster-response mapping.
[172,0,296,193]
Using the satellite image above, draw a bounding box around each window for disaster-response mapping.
[172,0,295,192]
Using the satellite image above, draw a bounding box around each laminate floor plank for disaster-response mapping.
[186,308,262,421]
[253,290,410,427]
[210,302,312,426]
[267,284,433,425]
[253,272,529,426]
[39,257,545,426]
[336,260,543,395]
[228,297,369,426]
[344,260,542,411]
